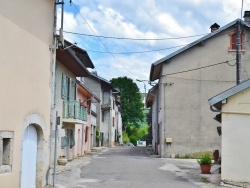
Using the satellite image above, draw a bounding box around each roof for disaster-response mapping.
[76,80,101,103]
[56,41,92,77]
[64,40,94,69]
[146,84,159,108]
[208,78,250,110]
[89,72,113,89]
[150,19,250,81]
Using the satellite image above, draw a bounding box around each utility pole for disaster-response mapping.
[236,20,242,84]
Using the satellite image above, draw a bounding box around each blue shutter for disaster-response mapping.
[68,78,72,100]
[61,73,67,99]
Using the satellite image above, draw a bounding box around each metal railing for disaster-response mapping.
[63,100,87,121]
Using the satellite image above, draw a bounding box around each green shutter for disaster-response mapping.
[68,78,72,100]
[74,83,77,100]
[61,73,67,99]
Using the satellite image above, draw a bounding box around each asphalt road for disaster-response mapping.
[54,147,216,188]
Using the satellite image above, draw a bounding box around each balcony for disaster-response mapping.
[63,100,87,124]
[101,100,111,110]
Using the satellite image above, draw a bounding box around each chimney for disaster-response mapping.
[244,11,250,23]
[210,23,220,32]
[91,71,97,76]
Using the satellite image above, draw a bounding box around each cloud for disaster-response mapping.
[59,0,250,92]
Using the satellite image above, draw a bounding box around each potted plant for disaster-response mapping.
[57,155,67,166]
[197,153,212,174]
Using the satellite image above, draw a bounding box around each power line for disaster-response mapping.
[166,76,236,83]
[71,1,135,77]
[162,59,236,76]
[63,30,208,41]
[85,44,188,54]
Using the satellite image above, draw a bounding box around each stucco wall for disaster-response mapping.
[221,113,250,182]
[160,27,250,157]
[0,0,54,187]
[220,87,250,183]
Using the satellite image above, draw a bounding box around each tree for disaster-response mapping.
[110,77,144,129]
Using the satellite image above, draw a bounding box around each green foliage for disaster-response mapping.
[122,131,130,144]
[197,153,212,165]
[110,77,144,127]
[96,128,100,141]
[137,124,149,139]
[129,135,138,146]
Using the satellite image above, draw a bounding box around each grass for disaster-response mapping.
[175,151,213,159]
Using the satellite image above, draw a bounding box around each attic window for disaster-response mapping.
[228,32,245,51]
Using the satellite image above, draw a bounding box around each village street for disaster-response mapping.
[53,147,222,188]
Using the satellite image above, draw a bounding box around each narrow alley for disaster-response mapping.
[53,146,221,188]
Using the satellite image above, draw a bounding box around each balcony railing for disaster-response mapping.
[63,100,87,122]
[101,100,111,110]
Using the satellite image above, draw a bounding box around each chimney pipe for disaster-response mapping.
[210,23,220,33]
[244,11,250,23]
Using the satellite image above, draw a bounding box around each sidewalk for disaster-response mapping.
[145,146,223,187]
[52,147,108,178]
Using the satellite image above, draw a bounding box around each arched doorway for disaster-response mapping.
[21,125,37,188]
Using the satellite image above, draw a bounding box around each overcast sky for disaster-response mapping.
[57,0,250,92]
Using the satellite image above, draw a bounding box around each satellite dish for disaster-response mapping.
[59,28,64,47]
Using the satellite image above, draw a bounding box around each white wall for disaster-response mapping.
[222,113,250,182]
[0,0,54,187]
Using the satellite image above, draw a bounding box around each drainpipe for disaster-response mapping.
[155,86,159,155]
[53,112,59,187]
[48,0,58,186]
[236,21,242,85]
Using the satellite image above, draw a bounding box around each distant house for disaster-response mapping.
[83,73,123,147]
[55,40,94,160]
[208,79,250,184]
[75,80,100,155]
[0,1,54,187]
[146,84,159,153]
[148,15,250,157]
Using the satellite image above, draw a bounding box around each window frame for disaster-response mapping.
[228,32,245,51]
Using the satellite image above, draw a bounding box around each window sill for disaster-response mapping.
[0,165,12,174]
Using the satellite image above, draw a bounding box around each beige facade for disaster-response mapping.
[0,0,55,187]
[54,45,92,161]
[149,19,250,157]
[209,79,250,184]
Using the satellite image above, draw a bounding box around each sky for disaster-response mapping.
[57,0,250,92]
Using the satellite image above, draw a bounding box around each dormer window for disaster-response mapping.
[228,32,245,51]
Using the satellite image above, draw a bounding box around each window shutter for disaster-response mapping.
[74,83,77,100]
[68,78,72,100]
[61,73,67,99]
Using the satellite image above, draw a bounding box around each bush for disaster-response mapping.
[197,153,212,165]
[122,131,130,144]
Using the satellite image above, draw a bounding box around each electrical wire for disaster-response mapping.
[71,1,135,77]
[62,30,236,55]
[162,59,236,76]
[85,44,188,54]
[166,76,236,83]
[63,30,208,41]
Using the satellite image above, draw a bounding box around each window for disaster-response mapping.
[61,73,77,100]
[113,117,115,127]
[0,131,14,173]
[102,111,104,122]
[228,32,245,51]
